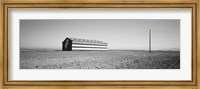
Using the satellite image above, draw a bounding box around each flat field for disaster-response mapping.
[20,50,180,69]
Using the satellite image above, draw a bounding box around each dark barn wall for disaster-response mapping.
[62,38,72,51]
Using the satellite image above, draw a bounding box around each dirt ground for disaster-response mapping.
[20,50,180,69]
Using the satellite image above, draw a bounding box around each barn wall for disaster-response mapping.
[72,43,107,50]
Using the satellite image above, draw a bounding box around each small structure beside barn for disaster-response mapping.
[62,37,108,51]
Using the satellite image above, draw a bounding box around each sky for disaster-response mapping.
[20,19,180,50]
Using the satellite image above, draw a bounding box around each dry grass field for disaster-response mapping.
[20,50,180,69]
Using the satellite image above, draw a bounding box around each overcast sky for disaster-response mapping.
[20,19,180,50]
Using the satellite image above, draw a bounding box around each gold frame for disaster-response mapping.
[0,0,199,89]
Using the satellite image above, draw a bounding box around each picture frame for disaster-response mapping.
[0,0,199,89]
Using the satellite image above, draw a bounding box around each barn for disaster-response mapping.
[62,37,108,51]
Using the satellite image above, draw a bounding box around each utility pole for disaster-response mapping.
[149,29,151,53]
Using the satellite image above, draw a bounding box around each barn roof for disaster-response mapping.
[64,37,108,45]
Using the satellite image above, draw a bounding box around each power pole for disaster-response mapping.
[149,29,151,53]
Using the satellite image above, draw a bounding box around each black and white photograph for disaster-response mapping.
[20,19,180,69]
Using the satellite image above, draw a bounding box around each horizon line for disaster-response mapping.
[20,48,180,51]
